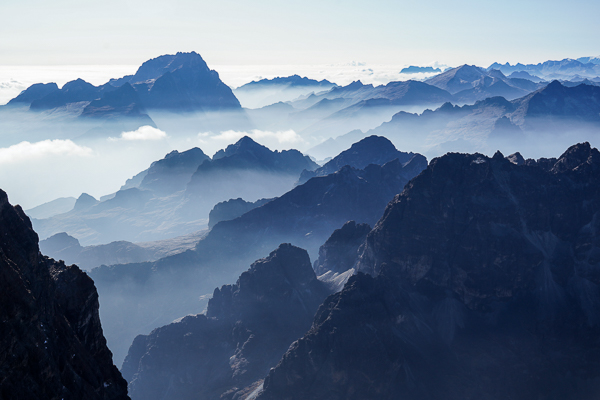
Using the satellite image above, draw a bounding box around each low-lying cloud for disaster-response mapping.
[109,126,167,141]
[0,139,92,164]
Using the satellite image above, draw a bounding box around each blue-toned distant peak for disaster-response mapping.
[6,82,59,105]
[213,136,270,160]
[577,56,600,65]
[400,65,442,74]
[110,51,211,86]
[236,74,336,90]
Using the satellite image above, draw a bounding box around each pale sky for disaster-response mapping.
[1,0,598,68]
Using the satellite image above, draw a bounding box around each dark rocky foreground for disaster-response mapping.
[0,190,128,400]
[257,143,600,400]
[121,244,330,400]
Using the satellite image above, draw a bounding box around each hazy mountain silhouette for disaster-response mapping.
[89,138,427,366]
[299,135,421,183]
[425,65,542,102]
[488,57,600,80]
[6,82,59,106]
[337,81,600,159]
[235,75,336,108]
[400,66,441,73]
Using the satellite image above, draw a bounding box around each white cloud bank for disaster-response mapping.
[0,139,92,164]
[109,126,167,141]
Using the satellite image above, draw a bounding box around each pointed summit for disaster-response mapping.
[73,193,98,212]
[213,136,270,160]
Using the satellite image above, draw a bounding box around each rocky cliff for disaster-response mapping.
[257,143,600,400]
[121,244,329,400]
[0,189,128,400]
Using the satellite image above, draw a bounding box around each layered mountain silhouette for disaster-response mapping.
[316,81,600,160]
[0,189,128,399]
[488,57,600,80]
[182,136,317,218]
[88,137,426,366]
[32,137,308,245]
[122,244,330,400]
[137,147,210,195]
[2,52,249,141]
[425,64,543,102]
[400,66,442,74]
[256,142,600,400]
[39,230,205,271]
[234,75,336,108]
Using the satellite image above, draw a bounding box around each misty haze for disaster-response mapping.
[1,1,600,399]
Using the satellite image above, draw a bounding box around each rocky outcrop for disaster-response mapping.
[0,189,128,399]
[122,244,330,400]
[313,220,371,276]
[257,143,600,400]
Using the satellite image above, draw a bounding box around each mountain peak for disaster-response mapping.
[73,193,98,211]
[213,136,269,159]
[551,142,600,174]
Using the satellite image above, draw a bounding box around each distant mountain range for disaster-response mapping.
[1,52,249,141]
[309,80,600,160]
[234,75,336,109]
[425,64,544,102]
[488,57,600,80]
[32,136,315,245]
[400,66,442,74]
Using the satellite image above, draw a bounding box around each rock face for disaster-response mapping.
[122,244,330,400]
[130,52,241,112]
[257,143,600,400]
[313,220,371,276]
[0,189,128,400]
[299,135,423,183]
